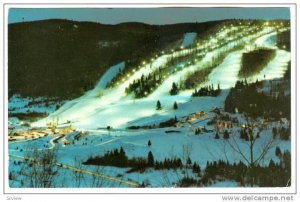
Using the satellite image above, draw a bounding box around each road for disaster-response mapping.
[48,135,61,149]
[95,137,121,146]
[9,153,140,188]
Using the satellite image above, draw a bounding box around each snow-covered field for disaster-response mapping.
[8,95,61,114]
[9,118,290,187]
[8,22,291,188]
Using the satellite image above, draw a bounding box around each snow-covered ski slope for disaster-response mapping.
[33,25,290,130]
[247,32,291,83]
[181,32,197,48]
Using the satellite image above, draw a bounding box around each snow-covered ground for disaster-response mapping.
[9,119,290,187]
[207,50,243,89]
[32,54,171,128]
[9,23,291,188]
[94,62,125,91]
[8,95,60,114]
[246,32,291,82]
[182,32,197,48]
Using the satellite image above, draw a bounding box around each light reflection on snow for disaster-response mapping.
[32,26,290,130]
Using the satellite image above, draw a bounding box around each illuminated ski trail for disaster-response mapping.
[32,26,290,129]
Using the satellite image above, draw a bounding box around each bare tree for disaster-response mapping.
[90,166,106,187]
[159,168,182,187]
[72,157,86,187]
[225,116,276,186]
[181,143,193,178]
[19,146,59,187]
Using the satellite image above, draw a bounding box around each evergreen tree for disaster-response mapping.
[245,78,248,86]
[223,130,230,139]
[170,82,179,95]
[275,146,282,157]
[55,104,60,111]
[156,100,162,110]
[215,131,220,139]
[147,151,155,167]
[269,159,276,168]
[195,128,200,135]
[119,147,127,165]
[148,140,152,147]
[272,127,277,139]
[173,101,178,110]
[192,162,201,174]
[186,157,192,166]
[9,171,13,180]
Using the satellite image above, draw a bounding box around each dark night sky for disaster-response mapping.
[8,7,290,25]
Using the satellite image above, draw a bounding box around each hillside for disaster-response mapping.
[8,19,292,188]
[239,48,276,77]
[8,19,221,99]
